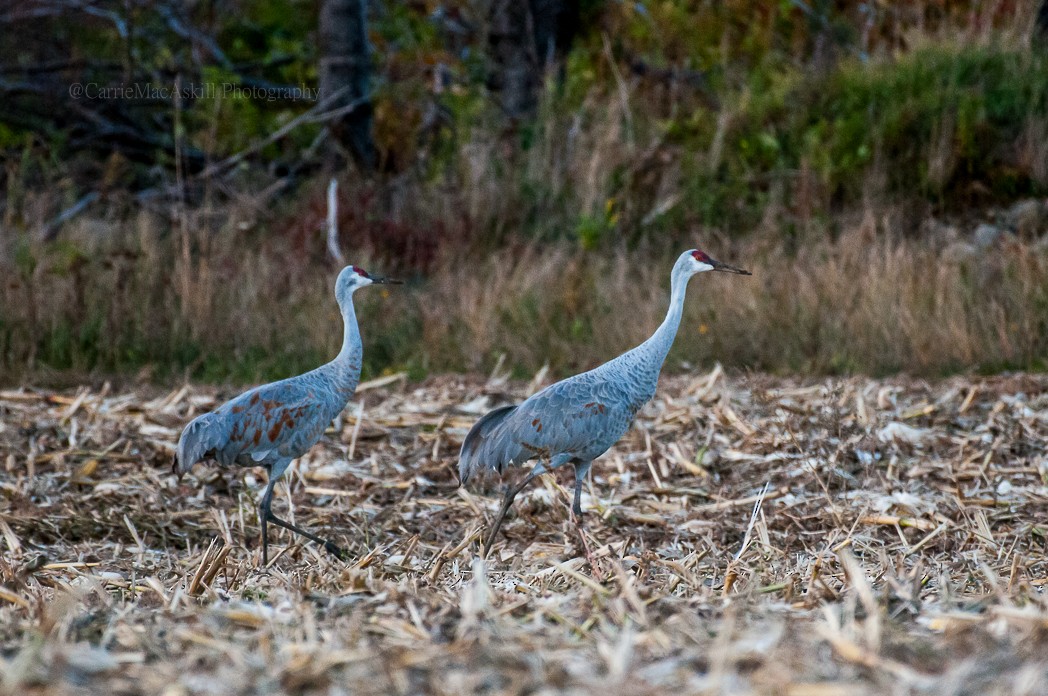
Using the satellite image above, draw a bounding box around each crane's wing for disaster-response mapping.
[215,380,336,463]
[510,374,631,455]
[458,372,630,483]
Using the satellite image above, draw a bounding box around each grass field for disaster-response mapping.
[1,370,1047,694]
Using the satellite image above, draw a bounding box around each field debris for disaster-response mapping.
[1,370,1047,694]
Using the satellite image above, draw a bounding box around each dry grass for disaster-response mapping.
[3,207,1048,382]
[1,369,1047,694]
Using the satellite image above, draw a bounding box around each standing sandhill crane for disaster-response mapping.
[174,265,401,565]
[459,249,750,555]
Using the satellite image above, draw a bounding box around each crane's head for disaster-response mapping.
[335,265,403,304]
[685,248,751,276]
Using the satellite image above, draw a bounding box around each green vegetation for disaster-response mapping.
[692,44,1048,227]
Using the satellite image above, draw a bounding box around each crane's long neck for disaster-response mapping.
[609,264,691,408]
[639,266,689,369]
[332,295,364,386]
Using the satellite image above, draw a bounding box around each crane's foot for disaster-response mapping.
[262,508,347,564]
[322,540,347,561]
[572,506,585,524]
[569,508,604,582]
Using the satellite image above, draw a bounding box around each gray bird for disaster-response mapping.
[458,249,750,554]
[174,265,401,565]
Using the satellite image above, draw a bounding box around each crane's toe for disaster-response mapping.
[570,505,586,525]
[323,541,347,561]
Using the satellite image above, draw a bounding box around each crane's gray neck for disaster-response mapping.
[638,264,690,369]
[332,294,363,383]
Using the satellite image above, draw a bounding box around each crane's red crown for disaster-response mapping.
[352,266,369,277]
[691,250,712,264]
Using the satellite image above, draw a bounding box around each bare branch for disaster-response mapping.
[38,191,100,241]
[326,178,345,264]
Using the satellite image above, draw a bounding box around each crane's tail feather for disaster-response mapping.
[458,404,521,484]
[174,412,227,476]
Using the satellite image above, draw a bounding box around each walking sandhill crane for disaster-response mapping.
[174,265,401,565]
[459,249,750,556]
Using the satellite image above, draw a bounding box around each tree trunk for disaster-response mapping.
[1037,0,1048,42]
[530,0,578,69]
[319,0,377,169]
[487,0,579,118]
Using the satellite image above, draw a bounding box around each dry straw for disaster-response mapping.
[1,369,1047,693]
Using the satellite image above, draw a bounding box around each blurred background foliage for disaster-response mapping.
[1,0,1047,384]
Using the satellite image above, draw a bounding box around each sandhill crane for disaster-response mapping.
[174,265,401,565]
[459,249,750,556]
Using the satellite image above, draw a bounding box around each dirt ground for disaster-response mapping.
[1,369,1047,695]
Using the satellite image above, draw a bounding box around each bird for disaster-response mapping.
[173,264,401,565]
[458,249,750,556]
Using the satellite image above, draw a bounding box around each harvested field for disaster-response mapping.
[1,370,1047,695]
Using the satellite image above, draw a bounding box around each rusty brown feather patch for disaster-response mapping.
[268,410,295,442]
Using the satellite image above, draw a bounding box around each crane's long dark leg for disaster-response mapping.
[571,461,592,519]
[258,478,345,565]
[570,461,603,580]
[482,471,540,559]
[259,478,275,566]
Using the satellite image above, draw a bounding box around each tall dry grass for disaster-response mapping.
[2,203,1046,385]
[420,226,1048,377]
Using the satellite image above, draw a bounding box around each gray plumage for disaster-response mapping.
[174,264,400,565]
[459,249,750,553]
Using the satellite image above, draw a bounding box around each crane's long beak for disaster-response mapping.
[711,258,751,275]
[369,275,403,285]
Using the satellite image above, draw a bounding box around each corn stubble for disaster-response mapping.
[1,370,1047,693]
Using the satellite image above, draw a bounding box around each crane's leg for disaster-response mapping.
[482,470,541,559]
[258,477,276,567]
[265,511,346,561]
[569,460,602,580]
[571,461,592,518]
[257,472,345,565]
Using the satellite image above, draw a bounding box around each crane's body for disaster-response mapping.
[459,249,750,554]
[174,265,399,565]
[177,360,360,482]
